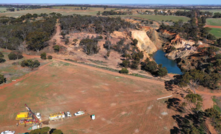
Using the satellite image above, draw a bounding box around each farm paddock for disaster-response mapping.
[0,60,175,134]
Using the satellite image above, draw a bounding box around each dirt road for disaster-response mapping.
[205,25,221,29]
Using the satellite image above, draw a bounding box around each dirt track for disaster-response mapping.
[205,25,221,29]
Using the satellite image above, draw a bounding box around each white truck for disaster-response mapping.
[1,131,15,134]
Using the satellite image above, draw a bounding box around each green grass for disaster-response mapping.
[202,9,221,13]
[212,96,221,113]
[0,7,7,12]
[209,28,221,38]
[112,15,190,22]
[207,18,221,26]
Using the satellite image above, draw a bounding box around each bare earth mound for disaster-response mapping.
[0,60,175,133]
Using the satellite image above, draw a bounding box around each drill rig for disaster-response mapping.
[16,104,41,127]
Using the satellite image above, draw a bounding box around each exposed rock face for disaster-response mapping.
[166,50,194,60]
[131,30,157,58]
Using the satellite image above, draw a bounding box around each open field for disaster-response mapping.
[0,60,174,133]
[0,7,7,12]
[113,14,190,22]
[0,49,50,83]
[0,8,100,17]
[202,9,221,13]
[206,18,221,26]
[209,28,221,38]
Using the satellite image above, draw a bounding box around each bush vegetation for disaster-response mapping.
[40,52,47,60]
[8,51,23,60]
[21,59,40,70]
[0,74,6,84]
[120,68,129,74]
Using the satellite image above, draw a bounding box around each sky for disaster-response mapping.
[1,0,221,5]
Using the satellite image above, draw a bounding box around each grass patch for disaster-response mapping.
[212,96,221,113]
[112,15,189,22]
[209,28,221,38]
[88,59,107,66]
[202,9,221,13]
[207,18,221,26]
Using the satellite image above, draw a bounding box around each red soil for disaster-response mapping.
[205,25,221,29]
[0,60,175,134]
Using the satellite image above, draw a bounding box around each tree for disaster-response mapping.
[0,74,5,84]
[132,39,138,46]
[26,31,50,51]
[157,67,168,77]
[0,52,4,58]
[144,61,158,73]
[40,52,46,60]
[120,68,129,74]
[121,59,130,68]
[48,55,52,59]
[8,52,23,60]
[215,54,221,59]
[65,38,69,45]
[53,45,60,52]
[61,31,66,39]
[21,59,40,70]
[0,58,6,63]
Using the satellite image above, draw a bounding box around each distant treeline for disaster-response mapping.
[0,13,58,51]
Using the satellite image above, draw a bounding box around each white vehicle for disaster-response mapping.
[1,131,15,134]
[74,111,85,116]
[66,112,72,117]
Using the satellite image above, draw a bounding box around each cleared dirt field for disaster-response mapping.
[0,60,175,134]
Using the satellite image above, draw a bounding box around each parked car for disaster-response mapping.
[74,111,85,116]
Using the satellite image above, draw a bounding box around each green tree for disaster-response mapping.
[157,67,168,77]
[132,39,138,46]
[121,59,130,68]
[21,59,40,70]
[40,52,47,60]
[0,74,5,84]
[0,52,4,58]
[8,52,23,60]
[215,54,221,59]
[0,58,6,63]
[61,31,66,39]
[144,61,158,73]
[120,68,129,74]
[26,31,50,51]
[48,55,52,59]
[53,45,60,52]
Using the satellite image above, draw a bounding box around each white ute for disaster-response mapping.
[1,131,15,134]
[74,111,85,116]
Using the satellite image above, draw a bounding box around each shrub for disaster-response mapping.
[215,54,221,59]
[41,52,46,60]
[8,52,23,60]
[21,59,40,70]
[48,55,52,59]
[157,67,168,77]
[0,58,6,63]
[0,52,4,58]
[120,68,129,74]
[53,45,60,52]
[0,74,6,84]
[121,59,130,68]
